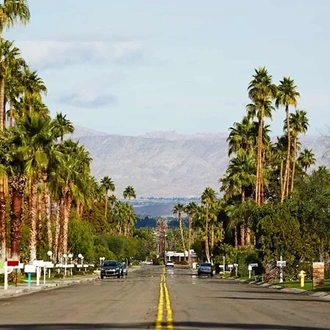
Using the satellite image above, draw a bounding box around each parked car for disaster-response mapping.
[166,260,174,267]
[100,260,121,279]
[197,262,214,277]
[119,262,128,276]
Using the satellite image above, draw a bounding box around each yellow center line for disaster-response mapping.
[155,268,174,330]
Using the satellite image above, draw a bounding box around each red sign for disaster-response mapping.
[6,260,19,267]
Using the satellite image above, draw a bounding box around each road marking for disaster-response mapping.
[155,269,174,330]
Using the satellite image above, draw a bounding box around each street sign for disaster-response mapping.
[250,263,258,267]
[277,261,286,267]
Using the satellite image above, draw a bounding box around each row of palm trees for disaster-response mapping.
[173,67,317,261]
[0,1,139,262]
[173,187,222,263]
[99,177,137,237]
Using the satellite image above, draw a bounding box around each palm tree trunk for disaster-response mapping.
[210,222,215,251]
[280,158,284,198]
[104,191,108,217]
[290,136,297,193]
[204,211,210,262]
[62,188,72,255]
[37,194,44,245]
[234,226,238,249]
[9,175,26,260]
[178,213,186,261]
[29,176,39,262]
[0,192,6,259]
[0,77,5,131]
[240,224,245,247]
[256,110,264,205]
[282,105,291,201]
[43,182,52,249]
[9,101,14,127]
[188,215,192,264]
[54,199,61,261]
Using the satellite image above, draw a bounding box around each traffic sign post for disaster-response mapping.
[276,255,286,283]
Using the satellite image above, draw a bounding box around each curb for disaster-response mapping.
[232,278,330,301]
[0,276,99,300]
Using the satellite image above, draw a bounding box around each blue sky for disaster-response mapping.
[6,0,330,136]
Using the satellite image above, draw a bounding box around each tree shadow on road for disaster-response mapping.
[0,322,328,330]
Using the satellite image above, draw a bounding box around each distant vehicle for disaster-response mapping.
[119,262,128,276]
[166,260,174,267]
[100,260,121,279]
[197,262,214,277]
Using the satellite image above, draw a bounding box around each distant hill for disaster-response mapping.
[70,126,329,198]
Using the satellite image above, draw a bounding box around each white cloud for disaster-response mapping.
[56,88,117,108]
[17,39,143,70]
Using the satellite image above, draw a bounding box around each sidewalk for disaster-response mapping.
[0,274,98,300]
[0,265,141,300]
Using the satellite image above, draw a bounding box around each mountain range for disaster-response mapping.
[70,127,329,198]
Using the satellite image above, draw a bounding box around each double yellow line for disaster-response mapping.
[155,269,174,330]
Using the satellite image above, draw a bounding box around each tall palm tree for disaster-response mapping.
[21,67,47,115]
[0,134,9,259]
[172,203,186,261]
[275,77,300,200]
[100,176,115,217]
[184,202,198,264]
[227,116,255,157]
[288,110,309,192]
[247,67,277,205]
[201,187,217,262]
[13,113,54,261]
[52,112,74,142]
[0,40,25,129]
[298,149,316,172]
[123,185,136,201]
[0,0,30,131]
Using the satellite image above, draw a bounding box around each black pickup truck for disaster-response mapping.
[100,260,121,279]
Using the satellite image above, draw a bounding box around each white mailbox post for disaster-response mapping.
[248,263,258,279]
[24,264,36,288]
[276,256,286,283]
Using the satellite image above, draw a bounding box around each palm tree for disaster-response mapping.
[184,202,198,264]
[172,203,186,261]
[227,116,255,157]
[201,187,217,262]
[123,185,136,201]
[0,0,30,36]
[0,0,30,130]
[275,77,300,200]
[52,112,74,142]
[247,67,277,205]
[298,149,316,171]
[0,134,9,259]
[21,67,47,115]
[100,176,115,217]
[0,40,25,129]
[14,113,55,261]
[289,110,309,192]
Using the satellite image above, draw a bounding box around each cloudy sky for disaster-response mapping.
[6,0,330,136]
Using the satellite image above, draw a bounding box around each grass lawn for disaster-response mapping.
[272,279,330,292]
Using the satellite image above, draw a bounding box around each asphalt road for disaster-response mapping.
[0,265,330,330]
